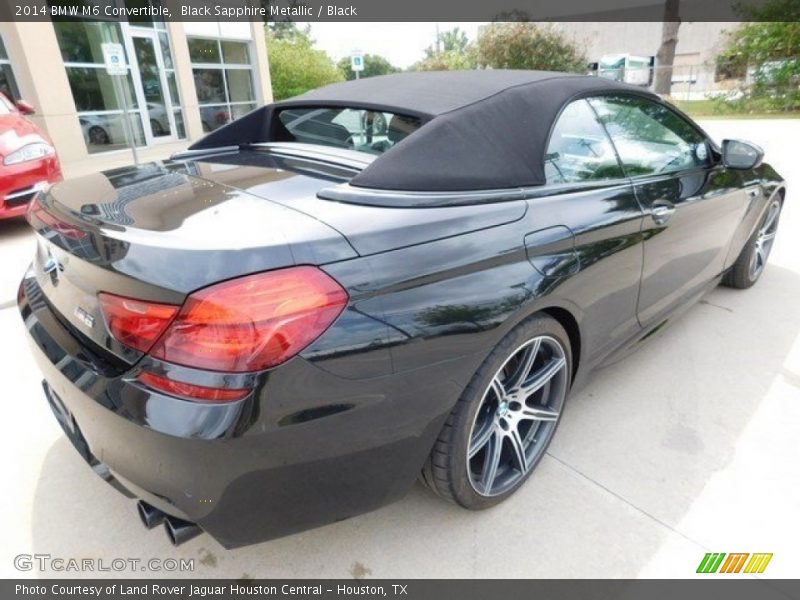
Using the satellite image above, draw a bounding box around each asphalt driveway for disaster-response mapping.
[0,119,797,579]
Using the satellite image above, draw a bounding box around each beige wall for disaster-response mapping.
[0,21,273,173]
[0,21,88,164]
[557,22,739,67]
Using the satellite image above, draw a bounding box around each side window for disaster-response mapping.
[588,95,710,177]
[545,99,624,184]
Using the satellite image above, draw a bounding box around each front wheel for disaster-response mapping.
[421,314,572,509]
[722,197,782,289]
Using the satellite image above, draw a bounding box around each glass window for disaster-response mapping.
[189,37,257,132]
[193,68,226,103]
[545,99,624,184]
[80,113,146,153]
[588,95,710,177]
[54,18,185,152]
[277,107,421,155]
[0,36,21,100]
[188,38,220,63]
[222,41,249,64]
[65,67,137,112]
[226,69,254,103]
[54,20,125,64]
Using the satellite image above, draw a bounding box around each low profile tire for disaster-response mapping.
[421,314,572,509]
[722,197,782,289]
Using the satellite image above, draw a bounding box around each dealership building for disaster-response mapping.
[0,16,273,175]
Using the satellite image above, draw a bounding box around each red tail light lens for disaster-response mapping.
[98,293,179,353]
[149,266,348,372]
[137,371,249,402]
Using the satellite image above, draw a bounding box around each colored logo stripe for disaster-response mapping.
[720,553,749,573]
[697,553,726,573]
[697,552,772,574]
[744,553,773,574]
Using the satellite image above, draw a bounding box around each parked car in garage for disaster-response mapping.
[0,92,62,219]
[18,71,785,548]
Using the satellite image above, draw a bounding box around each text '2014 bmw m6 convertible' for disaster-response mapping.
[19,71,785,548]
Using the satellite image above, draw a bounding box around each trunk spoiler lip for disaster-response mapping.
[171,142,376,173]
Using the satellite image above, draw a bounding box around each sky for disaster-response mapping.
[300,22,486,69]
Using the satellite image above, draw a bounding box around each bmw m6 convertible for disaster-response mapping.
[19,71,785,548]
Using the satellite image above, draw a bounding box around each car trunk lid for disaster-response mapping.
[27,161,356,366]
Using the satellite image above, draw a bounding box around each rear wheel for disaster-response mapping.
[722,198,782,289]
[421,314,571,509]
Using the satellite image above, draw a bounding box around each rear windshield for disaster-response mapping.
[276,107,422,155]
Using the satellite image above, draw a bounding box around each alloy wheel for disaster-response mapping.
[750,200,781,281]
[466,335,568,497]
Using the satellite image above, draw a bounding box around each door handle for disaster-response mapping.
[651,202,676,226]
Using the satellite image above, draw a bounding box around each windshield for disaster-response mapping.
[277,107,422,155]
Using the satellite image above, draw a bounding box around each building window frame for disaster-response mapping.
[188,36,259,132]
[0,34,21,100]
[54,11,185,155]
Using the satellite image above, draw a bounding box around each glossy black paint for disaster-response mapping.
[19,123,785,548]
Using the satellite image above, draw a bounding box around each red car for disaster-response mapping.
[0,92,62,219]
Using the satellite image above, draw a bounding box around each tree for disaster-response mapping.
[266,25,343,101]
[654,0,681,95]
[477,23,586,72]
[424,26,470,57]
[716,1,800,111]
[411,27,478,71]
[337,54,400,80]
[412,46,478,71]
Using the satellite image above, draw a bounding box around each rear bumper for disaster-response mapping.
[19,271,460,548]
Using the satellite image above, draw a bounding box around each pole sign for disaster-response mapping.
[102,43,127,76]
[351,53,364,72]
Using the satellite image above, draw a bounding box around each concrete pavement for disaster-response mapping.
[0,119,797,579]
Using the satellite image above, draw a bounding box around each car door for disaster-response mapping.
[536,98,645,362]
[589,95,749,327]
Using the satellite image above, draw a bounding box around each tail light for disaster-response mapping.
[149,266,348,372]
[99,266,348,401]
[137,372,249,403]
[99,293,178,353]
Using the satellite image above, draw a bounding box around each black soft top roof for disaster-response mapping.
[189,70,659,191]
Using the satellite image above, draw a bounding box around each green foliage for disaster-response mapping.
[423,27,470,58]
[412,27,478,71]
[337,54,400,80]
[412,46,479,71]
[477,23,587,72]
[716,5,800,113]
[265,25,343,101]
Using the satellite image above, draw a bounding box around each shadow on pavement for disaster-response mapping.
[29,265,800,578]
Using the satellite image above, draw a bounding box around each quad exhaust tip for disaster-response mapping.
[164,515,202,546]
[137,501,202,545]
[137,501,165,529]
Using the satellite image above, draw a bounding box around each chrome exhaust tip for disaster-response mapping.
[137,501,165,529]
[164,516,202,546]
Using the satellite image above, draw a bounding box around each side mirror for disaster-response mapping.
[15,100,36,115]
[721,139,764,170]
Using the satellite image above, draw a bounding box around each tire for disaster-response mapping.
[722,197,782,289]
[88,126,110,146]
[421,313,572,509]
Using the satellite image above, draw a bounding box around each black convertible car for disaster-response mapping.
[19,71,785,548]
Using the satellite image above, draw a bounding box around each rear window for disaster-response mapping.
[277,107,422,155]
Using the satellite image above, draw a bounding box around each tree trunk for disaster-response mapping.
[654,0,681,96]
